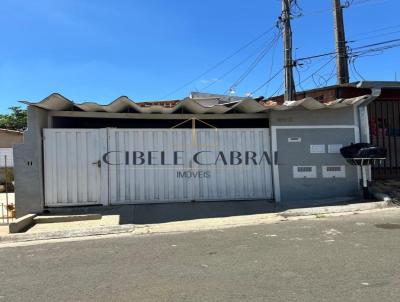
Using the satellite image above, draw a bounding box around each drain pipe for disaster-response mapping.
[354,84,382,197]
[355,84,382,144]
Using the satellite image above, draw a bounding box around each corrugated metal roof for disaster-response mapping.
[21,93,372,114]
[356,81,400,89]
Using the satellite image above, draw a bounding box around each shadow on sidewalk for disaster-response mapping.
[44,197,361,225]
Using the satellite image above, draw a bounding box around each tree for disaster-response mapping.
[0,106,27,131]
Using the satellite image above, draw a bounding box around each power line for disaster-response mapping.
[225,33,281,94]
[264,33,280,96]
[293,38,400,87]
[296,56,337,89]
[348,30,400,43]
[294,37,400,62]
[349,56,366,80]
[251,68,284,94]
[349,0,392,7]
[352,38,400,50]
[201,32,281,92]
[348,24,400,39]
[200,45,267,91]
[292,0,392,19]
[159,26,277,99]
[270,82,285,98]
[295,64,305,91]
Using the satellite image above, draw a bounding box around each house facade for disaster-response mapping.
[0,129,23,183]
[13,81,398,217]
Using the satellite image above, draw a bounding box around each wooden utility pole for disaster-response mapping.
[333,0,350,84]
[281,0,296,101]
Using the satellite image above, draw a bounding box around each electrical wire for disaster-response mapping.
[295,65,305,92]
[251,68,284,95]
[270,82,285,98]
[159,25,277,99]
[348,30,400,43]
[350,56,366,80]
[264,33,280,96]
[200,46,264,91]
[349,0,392,7]
[352,38,400,50]
[224,33,281,94]
[348,24,400,39]
[294,37,400,62]
[296,56,337,89]
[201,31,281,91]
[293,0,392,19]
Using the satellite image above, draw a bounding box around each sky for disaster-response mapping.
[0,0,399,113]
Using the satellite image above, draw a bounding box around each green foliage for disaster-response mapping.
[0,106,27,131]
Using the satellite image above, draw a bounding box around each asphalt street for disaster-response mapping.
[1,209,400,302]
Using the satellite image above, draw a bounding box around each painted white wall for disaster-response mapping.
[108,128,273,204]
[0,148,13,167]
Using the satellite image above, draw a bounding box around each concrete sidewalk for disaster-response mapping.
[134,200,394,235]
[43,198,368,225]
[26,215,120,233]
[0,199,395,244]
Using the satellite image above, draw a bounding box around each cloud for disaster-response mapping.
[199,78,219,84]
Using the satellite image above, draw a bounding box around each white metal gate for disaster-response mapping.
[107,128,273,204]
[43,129,108,206]
[44,128,273,206]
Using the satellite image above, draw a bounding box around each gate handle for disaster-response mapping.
[92,160,101,168]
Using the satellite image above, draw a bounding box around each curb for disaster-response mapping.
[280,200,391,217]
[0,224,135,243]
[1,200,395,243]
[9,214,37,233]
[33,214,102,224]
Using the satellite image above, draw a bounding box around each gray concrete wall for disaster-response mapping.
[14,106,49,217]
[270,107,361,204]
[275,128,360,203]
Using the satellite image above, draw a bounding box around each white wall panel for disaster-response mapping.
[43,129,107,206]
[43,128,273,206]
[108,128,273,204]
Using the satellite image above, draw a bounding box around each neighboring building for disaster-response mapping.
[0,129,23,183]
[0,128,23,149]
[13,81,399,217]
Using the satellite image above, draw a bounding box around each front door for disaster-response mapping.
[43,129,108,206]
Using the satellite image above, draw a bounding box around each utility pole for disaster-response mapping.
[281,0,296,101]
[333,0,350,84]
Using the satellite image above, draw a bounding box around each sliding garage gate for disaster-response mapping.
[43,128,273,206]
